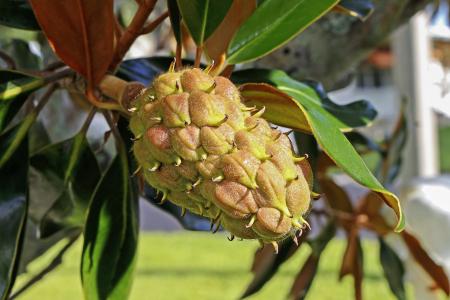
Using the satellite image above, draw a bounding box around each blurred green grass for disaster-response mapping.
[13,232,416,300]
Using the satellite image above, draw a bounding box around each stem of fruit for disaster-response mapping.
[109,0,158,71]
[98,75,145,112]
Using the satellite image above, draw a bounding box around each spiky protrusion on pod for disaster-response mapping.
[130,67,313,248]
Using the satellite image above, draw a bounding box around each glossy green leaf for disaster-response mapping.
[227,0,339,64]
[379,238,406,300]
[0,0,40,30]
[81,144,138,299]
[0,70,44,133]
[167,0,182,43]
[337,0,374,21]
[30,127,101,238]
[0,136,28,300]
[235,70,403,231]
[233,69,376,130]
[302,79,377,128]
[177,0,233,45]
[28,121,51,155]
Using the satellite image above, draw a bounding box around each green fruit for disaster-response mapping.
[130,67,312,248]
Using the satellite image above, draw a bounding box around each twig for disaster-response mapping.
[114,17,124,40]
[43,68,75,84]
[44,60,65,71]
[109,0,158,71]
[0,50,16,69]
[9,232,80,300]
[141,11,169,34]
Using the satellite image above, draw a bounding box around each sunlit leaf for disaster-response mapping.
[81,141,138,299]
[29,0,115,87]
[233,69,376,130]
[177,0,233,45]
[233,69,403,232]
[227,0,339,64]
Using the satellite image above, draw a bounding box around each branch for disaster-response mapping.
[141,11,169,35]
[109,0,158,71]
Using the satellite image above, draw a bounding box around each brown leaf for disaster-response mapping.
[319,178,354,232]
[402,231,450,296]
[357,192,393,235]
[316,152,336,180]
[239,83,312,133]
[243,232,309,298]
[339,227,363,300]
[321,178,353,214]
[288,254,320,299]
[204,0,256,62]
[30,0,115,87]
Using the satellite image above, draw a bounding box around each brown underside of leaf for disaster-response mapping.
[402,231,450,295]
[339,227,363,300]
[30,0,115,87]
[204,0,256,62]
[288,254,320,299]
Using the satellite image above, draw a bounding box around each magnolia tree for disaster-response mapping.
[0,1,449,300]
